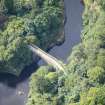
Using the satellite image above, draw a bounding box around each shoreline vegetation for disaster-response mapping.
[0,0,65,76]
[1,0,105,105]
[27,0,105,105]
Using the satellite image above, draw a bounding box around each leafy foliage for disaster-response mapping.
[0,17,40,75]
[27,1,105,105]
[26,66,59,105]
[0,0,64,75]
[79,86,105,105]
[87,66,105,84]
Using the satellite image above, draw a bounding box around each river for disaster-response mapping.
[0,0,83,105]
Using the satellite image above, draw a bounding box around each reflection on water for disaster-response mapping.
[0,63,38,105]
[49,0,83,63]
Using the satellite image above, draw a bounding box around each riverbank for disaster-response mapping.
[0,0,83,105]
[27,1,105,105]
[26,0,84,105]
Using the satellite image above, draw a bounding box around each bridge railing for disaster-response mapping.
[28,44,67,75]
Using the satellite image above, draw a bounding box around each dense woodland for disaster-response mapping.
[1,0,105,105]
[27,0,105,105]
[0,0,64,75]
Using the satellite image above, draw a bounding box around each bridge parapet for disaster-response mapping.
[28,44,67,75]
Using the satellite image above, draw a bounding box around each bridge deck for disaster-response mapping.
[28,44,66,75]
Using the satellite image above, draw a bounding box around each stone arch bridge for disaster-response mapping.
[28,44,66,75]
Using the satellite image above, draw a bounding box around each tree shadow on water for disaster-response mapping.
[0,62,39,88]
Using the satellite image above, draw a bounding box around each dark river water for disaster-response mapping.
[0,0,83,105]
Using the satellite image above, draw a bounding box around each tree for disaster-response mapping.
[97,49,105,69]
[34,6,62,37]
[83,0,93,6]
[87,66,105,84]
[26,66,59,105]
[44,0,60,6]
[80,87,105,105]
[0,0,9,15]
[0,0,64,76]
[0,17,38,75]
[4,0,14,13]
